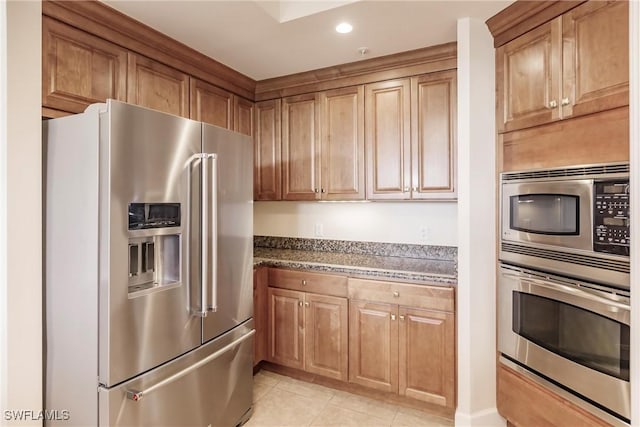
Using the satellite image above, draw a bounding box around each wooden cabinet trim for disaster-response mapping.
[254,267,268,366]
[486,1,586,48]
[255,42,456,101]
[43,0,256,100]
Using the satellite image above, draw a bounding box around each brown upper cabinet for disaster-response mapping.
[190,78,234,129]
[42,17,127,114]
[496,0,628,133]
[234,97,255,137]
[366,71,457,200]
[127,53,190,118]
[281,87,366,201]
[281,93,321,200]
[254,99,282,200]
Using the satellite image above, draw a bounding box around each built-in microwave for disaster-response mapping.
[500,163,629,289]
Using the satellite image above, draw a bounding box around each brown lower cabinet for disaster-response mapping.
[497,363,611,427]
[264,268,456,410]
[349,300,455,409]
[267,286,349,381]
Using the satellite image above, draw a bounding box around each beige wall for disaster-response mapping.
[1,1,42,425]
[254,201,458,246]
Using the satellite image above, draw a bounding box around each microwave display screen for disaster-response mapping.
[513,291,630,381]
[510,194,579,235]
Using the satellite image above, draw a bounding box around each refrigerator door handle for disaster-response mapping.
[207,154,218,313]
[125,329,255,402]
[186,153,202,317]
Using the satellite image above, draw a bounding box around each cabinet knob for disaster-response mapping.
[561,97,570,106]
[298,301,303,307]
[412,187,417,192]
[393,291,400,298]
[391,314,396,321]
[314,188,319,193]
[305,302,310,307]
[403,187,409,192]
[302,279,307,286]
[399,315,405,321]
[548,99,558,108]
[321,188,326,193]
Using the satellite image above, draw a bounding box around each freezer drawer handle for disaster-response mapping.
[125,329,255,402]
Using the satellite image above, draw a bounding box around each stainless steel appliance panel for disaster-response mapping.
[98,322,254,427]
[498,264,630,420]
[501,179,593,251]
[100,101,203,387]
[201,124,253,343]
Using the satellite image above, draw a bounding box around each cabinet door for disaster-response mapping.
[127,53,189,117]
[365,79,411,200]
[398,307,455,409]
[253,267,268,366]
[267,287,304,369]
[254,100,282,200]
[42,17,127,114]
[282,94,321,200]
[189,78,233,129]
[304,293,348,381]
[562,0,628,119]
[348,300,398,393]
[411,71,457,200]
[320,86,365,200]
[234,97,255,137]
[496,19,561,133]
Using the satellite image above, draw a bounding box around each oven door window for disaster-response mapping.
[513,291,629,381]
[510,194,579,235]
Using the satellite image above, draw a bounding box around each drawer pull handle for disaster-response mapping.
[393,291,400,298]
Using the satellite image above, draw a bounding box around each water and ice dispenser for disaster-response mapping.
[127,203,181,295]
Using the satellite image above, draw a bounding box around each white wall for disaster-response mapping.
[1,1,42,426]
[456,17,503,427]
[254,201,458,246]
[629,1,639,425]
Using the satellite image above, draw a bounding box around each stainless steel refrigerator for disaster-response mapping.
[44,100,254,426]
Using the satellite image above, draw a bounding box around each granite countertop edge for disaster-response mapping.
[253,256,457,286]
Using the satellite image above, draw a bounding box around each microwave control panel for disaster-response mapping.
[594,181,630,256]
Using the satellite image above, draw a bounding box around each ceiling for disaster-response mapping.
[102,0,513,81]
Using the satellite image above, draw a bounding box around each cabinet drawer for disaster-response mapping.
[268,268,348,297]
[348,278,454,312]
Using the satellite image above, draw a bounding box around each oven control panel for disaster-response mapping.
[594,181,630,256]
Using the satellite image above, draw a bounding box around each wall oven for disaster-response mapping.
[498,263,630,422]
[500,162,630,289]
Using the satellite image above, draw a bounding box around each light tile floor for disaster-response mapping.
[245,370,455,427]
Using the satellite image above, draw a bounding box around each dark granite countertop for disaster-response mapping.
[254,247,457,286]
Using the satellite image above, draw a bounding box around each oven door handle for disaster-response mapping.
[502,273,630,316]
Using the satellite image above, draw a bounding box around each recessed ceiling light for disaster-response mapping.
[336,22,353,34]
